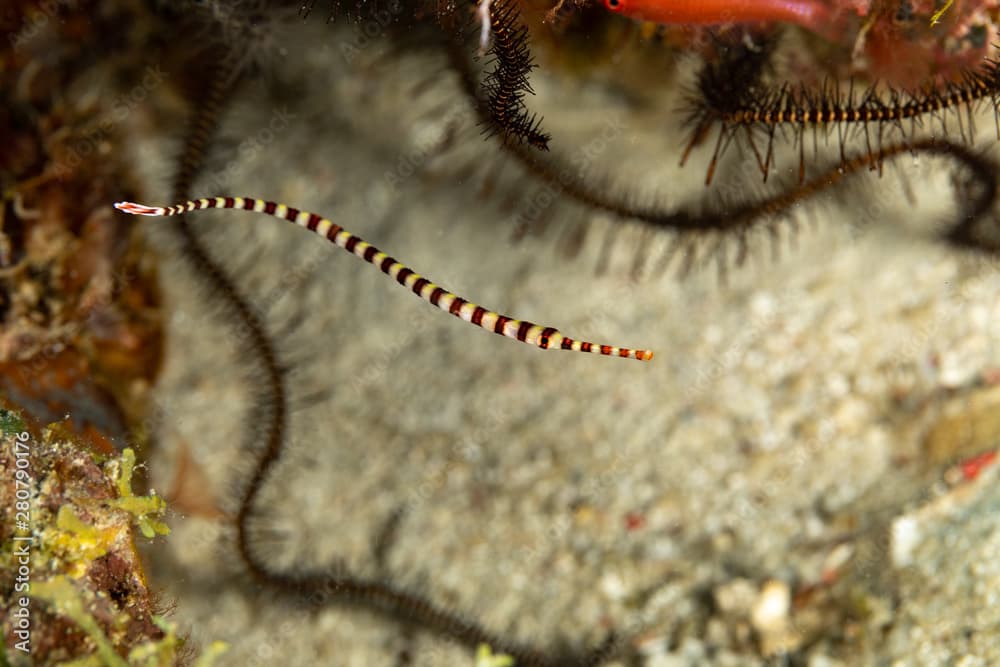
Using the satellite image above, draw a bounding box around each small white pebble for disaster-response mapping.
[750,291,776,318]
[600,572,627,601]
[751,580,791,633]
[891,515,921,567]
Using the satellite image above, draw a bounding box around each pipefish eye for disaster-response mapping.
[605,0,625,12]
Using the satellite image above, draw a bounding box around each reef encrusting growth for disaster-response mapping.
[0,408,226,665]
[0,0,164,455]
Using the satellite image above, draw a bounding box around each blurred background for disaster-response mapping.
[4,1,1000,665]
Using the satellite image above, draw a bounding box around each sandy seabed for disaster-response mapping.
[125,15,1000,667]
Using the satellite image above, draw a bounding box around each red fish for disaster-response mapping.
[602,0,843,41]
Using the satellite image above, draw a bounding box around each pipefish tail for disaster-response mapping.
[114,197,654,361]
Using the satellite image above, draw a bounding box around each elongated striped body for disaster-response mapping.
[114,197,653,361]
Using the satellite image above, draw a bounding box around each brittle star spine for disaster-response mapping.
[114,197,654,361]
